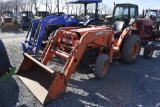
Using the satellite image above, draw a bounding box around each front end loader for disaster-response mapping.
[17,18,141,105]
[0,39,16,81]
[22,14,80,55]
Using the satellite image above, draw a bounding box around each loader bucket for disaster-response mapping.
[17,53,66,104]
[1,26,18,32]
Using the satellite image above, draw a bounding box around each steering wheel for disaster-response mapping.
[150,13,157,21]
[114,15,123,21]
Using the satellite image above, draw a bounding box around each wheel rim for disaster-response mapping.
[102,61,109,74]
[132,43,139,59]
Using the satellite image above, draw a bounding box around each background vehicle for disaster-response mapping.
[106,3,160,58]
[1,11,18,32]
[35,11,50,18]
[142,9,160,31]
[17,11,34,31]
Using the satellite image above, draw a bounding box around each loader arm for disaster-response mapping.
[64,31,114,81]
[41,27,81,60]
[23,16,60,54]
[42,29,113,81]
[114,27,132,51]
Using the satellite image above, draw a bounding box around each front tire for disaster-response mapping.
[0,39,11,77]
[121,34,141,64]
[94,54,109,79]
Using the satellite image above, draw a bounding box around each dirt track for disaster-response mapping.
[0,31,160,107]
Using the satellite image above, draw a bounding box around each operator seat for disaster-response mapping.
[23,16,29,22]
[112,21,126,38]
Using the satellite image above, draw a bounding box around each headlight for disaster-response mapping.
[62,35,72,45]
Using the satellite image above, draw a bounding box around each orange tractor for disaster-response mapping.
[17,18,141,104]
[107,3,160,58]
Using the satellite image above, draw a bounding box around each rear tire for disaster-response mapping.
[0,39,11,77]
[121,35,141,64]
[143,42,154,59]
[94,54,109,79]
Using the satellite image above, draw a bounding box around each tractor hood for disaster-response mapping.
[32,14,62,25]
[67,0,102,4]
[46,15,80,27]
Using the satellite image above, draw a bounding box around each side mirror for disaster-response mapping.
[113,2,115,7]
[129,18,136,26]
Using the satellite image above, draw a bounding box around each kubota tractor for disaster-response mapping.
[0,39,16,81]
[17,18,141,104]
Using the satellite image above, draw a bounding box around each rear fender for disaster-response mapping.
[116,27,131,51]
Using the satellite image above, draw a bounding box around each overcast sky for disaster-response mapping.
[103,0,160,14]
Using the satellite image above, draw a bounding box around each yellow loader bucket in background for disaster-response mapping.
[17,53,66,104]
[1,26,18,32]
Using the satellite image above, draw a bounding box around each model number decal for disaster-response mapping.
[96,32,104,35]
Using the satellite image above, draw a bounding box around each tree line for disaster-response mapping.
[0,0,112,15]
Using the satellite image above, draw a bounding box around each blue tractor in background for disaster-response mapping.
[67,0,102,26]
[22,0,103,55]
[23,14,80,54]
[17,11,34,31]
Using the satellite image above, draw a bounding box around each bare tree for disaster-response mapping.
[1,1,12,11]
[70,4,83,15]
[26,0,34,11]
[59,0,66,12]
[52,0,57,13]
[12,0,24,13]
[65,2,70,14]
[99,3,112,15]
[32,0,42,14]
[0,0,43,15]
[0,0,4,10]
[52,0,61,13]
[89,4,95,13]
[98,3,104,15]
[47,0,53,13]
[20,0,29,11]
[77,4,84,15]
[43,0,57,13]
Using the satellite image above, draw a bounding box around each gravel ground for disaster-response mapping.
[0,31,160,107]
